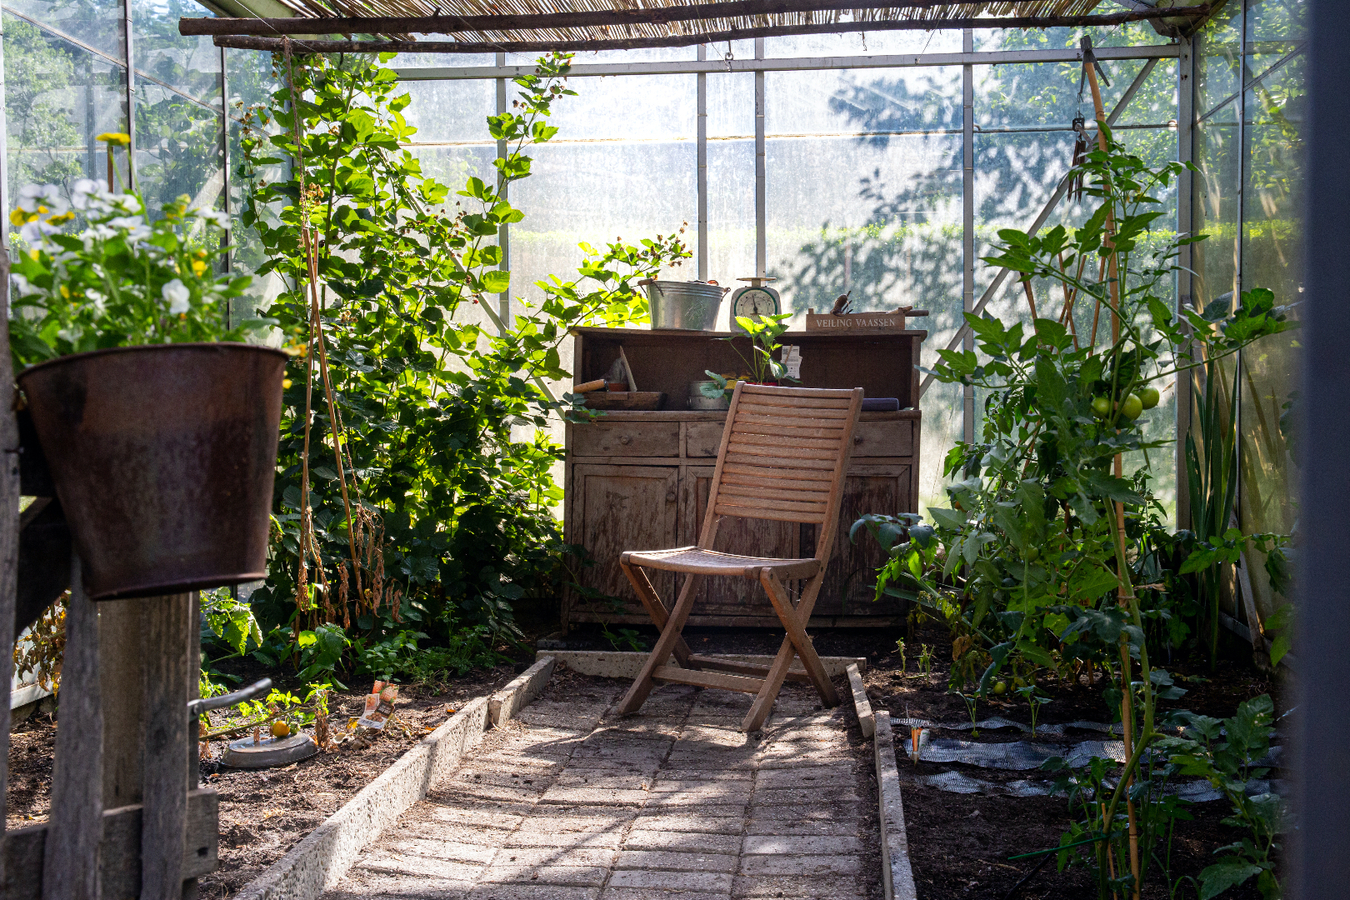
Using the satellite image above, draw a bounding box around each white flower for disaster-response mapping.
[19,218,58,246]
[86,289,106,314]
[10,274,33,298]
[71,178,109,211]
[163,278,190,315]
[192,207,231,230]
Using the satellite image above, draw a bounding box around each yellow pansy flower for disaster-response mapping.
[96,132,131,146]
[191,259,207,277]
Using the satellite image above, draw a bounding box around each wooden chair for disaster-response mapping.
[616,382,865,732]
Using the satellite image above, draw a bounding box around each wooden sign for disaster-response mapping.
[805,309,928,332]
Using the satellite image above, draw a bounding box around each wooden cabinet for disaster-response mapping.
[563,327,924,629]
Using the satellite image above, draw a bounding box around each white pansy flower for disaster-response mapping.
[19,219,58,246]
[163,278,190,315]
[86,289,106,314]
[10,274,34,298]
[192,207,231,230]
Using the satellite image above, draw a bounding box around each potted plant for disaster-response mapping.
[9,171,284,600]
[699,313,797,402]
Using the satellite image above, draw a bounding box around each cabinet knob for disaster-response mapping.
[853,435,864,445]
[666,490,677,503]
[619,434,633,445]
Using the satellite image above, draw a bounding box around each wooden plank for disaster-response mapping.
[714,494,828,516]
[721,466,834,487]
[736,402,854,420]
[733,415,845,436]
[725,432,845,451]
[184,592,202,899]
[716,502,826,524]
[100,598,146,810]
[725,440,839,462]
[735,394,855,410]
[724,451,839,471]
[685,655,811,684]
[0,244,17,872]
[42,559,102,900]
[140,593,193,900]
[652,665,764,694]
[3,790,219,900]
[718,482,832,503]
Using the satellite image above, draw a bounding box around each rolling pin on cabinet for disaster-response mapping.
[562,326,924,629]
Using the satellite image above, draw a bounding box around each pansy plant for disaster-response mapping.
[7,176,270,369]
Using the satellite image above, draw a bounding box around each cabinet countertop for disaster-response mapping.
[569,409,921,422]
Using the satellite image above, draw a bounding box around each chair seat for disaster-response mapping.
[623,546,821,579]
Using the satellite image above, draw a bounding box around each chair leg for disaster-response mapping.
[743,635,796,732]
[761,571,839,707]
[617,571,703,717]
[620,559,693,668]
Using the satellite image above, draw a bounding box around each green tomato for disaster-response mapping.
[1091,395,1112,418]
[1025,546,1041,562]
[1120,393,1143,420]
[1139,386,1161,409]
[993,681,1007,696]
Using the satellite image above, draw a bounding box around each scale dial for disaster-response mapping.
[730,286,781,323]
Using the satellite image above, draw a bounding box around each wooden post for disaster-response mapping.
[140,593,193,900]
[100,598,146,810]
[0,231,19,886]
[184,591,202,900]
[41,558,103,900]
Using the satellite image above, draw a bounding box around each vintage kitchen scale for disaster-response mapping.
[728,276,781,325]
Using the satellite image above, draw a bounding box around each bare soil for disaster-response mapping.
[5,661,527,900]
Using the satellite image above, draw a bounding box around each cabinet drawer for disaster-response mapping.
[851,420,914,457]
[572,421,681,457]
[685,422,727,458]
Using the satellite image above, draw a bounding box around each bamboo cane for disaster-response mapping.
[1084,51,1142,900]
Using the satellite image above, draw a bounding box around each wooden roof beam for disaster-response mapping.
[182,0,1205,38]
[204,6,1210,53]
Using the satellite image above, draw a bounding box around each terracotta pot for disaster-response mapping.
[18,342,287,600]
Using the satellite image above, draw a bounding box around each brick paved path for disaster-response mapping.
[323,670,882,900]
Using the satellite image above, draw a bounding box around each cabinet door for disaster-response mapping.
[685,466,800,619]
[567,464,680,619]
[802,464,913,618]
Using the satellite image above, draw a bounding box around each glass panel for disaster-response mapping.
[401,78,495,144]
[134,81,223,219]
[132,0,220,104]
[1238,37,1304,620]
[706,73,754,290]
[975,21,1170,52]
[769,66,960,136]
[394,52,496,68]
[1192,108,1240,311]
[1247,0,1306,85]
[505,46,694,67]
[511,74,697,311]
[762,29,962,58]
[976,58,1177,130]
[6,0,125,63]
[225,46,279,117]
[1196,0,1242,116]
[5,16,128,209]
[762,66,961,514]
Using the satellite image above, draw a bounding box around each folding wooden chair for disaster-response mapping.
[616,382,865,732]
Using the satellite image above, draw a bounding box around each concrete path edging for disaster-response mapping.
[539,649,866,679]
[844,668,918,900]
[847,662,875,738]
[874,710,919,900]
[232,655,556,900]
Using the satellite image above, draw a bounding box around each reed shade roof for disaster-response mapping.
[181,0,1215,54]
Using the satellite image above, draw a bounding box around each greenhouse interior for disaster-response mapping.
[2,0,1346,898]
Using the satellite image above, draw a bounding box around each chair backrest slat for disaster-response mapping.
[701,383,864,558]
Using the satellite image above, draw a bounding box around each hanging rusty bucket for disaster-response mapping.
[17,343,287,600]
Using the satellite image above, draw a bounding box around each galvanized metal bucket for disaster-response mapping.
[18,342,287,600]
[643,280,728,330]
